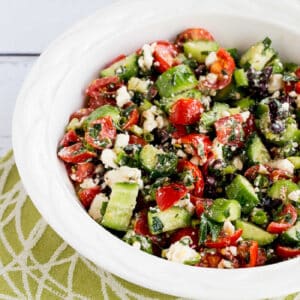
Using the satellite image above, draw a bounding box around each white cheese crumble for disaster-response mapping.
[232,156,243,170]
[132,241,142,249]
[223,220,235,236]
[201,96,212,110]
[155,116,165,129]
[114,133,129,149]
[104,166,143,189]
[268,74,283,93]
[88,193,108,222]
[138,43,155,71]
[240,111,250,122]
[205,51,217,67]
[143,106,158,133]
[175,194,195,214]
[229,246,237,256]
[128,77,150,94]
[165,241,200,264]
[80,178,99,189]
[267,159,294,174]
[258,164,269,175]
[116,86,131,107]
[101,149,118,169]
[206,73,218,85]
[288,190,300,202]
[212,138,224,160]
[220,110,230,118]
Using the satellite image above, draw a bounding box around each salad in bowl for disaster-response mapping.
[57,27,300,269]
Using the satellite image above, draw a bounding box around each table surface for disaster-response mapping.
[0,0,117,156]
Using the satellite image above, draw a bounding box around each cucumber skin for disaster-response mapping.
[183,41,219,63]
[156,65,198,98]
[267,180,299,201]
[246,134,270,165]
[235,220,276,246]
[280,221,300,246]
[101,182,139,231]
[148,207,191,234]
[226,175,259,214]
[234,69,248,87]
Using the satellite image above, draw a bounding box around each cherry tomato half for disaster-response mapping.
[58,142,96,164]
[170,227,199,249]
[267,204,297,234]
[178,160,205,197]
[214,114,244,147]
[78,186,101,209]
[129,135,147,146]
[153,41,178,73]
[134,211,151,236]
[70,162,95,183]
[59,130,80,147]
[169,98,204,125]
[190,196,213,217]
[156,183,188,211]
[69,108,93,122]
[205,229,243,248]
[122,104,140,130]
[86,76,122,109]
[203,48,235,90]
[175,28,214,45]
[85,116,116,150]
[276,245,300,258]
[171,124,188,139]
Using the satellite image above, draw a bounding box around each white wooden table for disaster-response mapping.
[0,0,117,156]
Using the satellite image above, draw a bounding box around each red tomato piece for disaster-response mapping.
[284,82,295,94]
[269,169,292,182]
[69,108,93,122]
[153,41,178,73]
[129,135,147,146]
[71,162,95,183]
[169,98,204,125]
[214,114,244,146]
[156,183,188,211]
[203,48,235,90]
[295,82,300,94]
[295,67,300,79]
[122,105,139,130]
[86,76,122,109]
[78,186,101,209]
[244,164,273,181]
[177,160,205,197]
[134,211,151,236]
[171,124,188,139]
[85,116,116,150]
[276,245,300,258]
[58,142,96,163]
[190,196,213,217]
[59,130,80,147]
[205,229,243,248]
[170,227,199,249]
[175,28,214,45]
[267,204,297,234]
[245,241,259,268]
[243,113,256,138]
[178,133,212,159]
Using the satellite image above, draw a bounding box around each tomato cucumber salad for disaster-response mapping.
[58,28,300,268]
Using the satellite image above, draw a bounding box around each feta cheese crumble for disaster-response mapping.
[165,241,200,264]
[268,74,283,93]
[101,149,118,169]
[88,193,108,222]
[138,43,155,71]
[267,159,294,174]
[116,86,131,107]
[288,190,300,202]
[114,133,129,149]
[205,51,217,67]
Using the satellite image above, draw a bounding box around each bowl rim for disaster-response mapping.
[12,0,300,299]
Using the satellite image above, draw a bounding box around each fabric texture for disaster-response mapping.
[0,151,299,300]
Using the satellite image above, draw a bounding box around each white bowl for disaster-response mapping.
[12,0,300,299]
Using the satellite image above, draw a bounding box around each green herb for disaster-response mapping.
[152,216,164,233]
[262,37,272,49]
[198,214,222,244]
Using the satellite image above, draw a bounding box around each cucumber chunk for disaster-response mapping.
[100,53,138,81]
[102,182,139,231]
[234,98,255,110]
[234,69,249,87]
[240,38,276,71]
[148,207,191,234]
[140,145,178,178]
[199,102,229,130]
[246,134,271,165]
[235,220,276,246]
[183,41,219,63]
[267,180,299,201]
[83,105,120,129]
[156,65,198,98]
[214,82,239,101]
[226,175,259,214]
[280,221,300,246]
[207,198,241,223]
[288,156,300,169]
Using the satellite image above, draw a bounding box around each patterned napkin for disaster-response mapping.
[0,151,298,300]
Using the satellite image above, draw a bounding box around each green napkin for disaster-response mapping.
[0,151,298,300]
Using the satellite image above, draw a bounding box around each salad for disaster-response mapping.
[57,28,300,268]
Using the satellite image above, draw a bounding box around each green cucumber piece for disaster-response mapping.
[246,134,271,165]
[268,57,284,74]
[234,98,255,110]
[83,105,120,129]
[183,41,219,63]
[280,221,300,246]
[235,220,276,246]
[101,182,139,231]
[214,82,239,101]
[199,102,229,130]
[148,207,191,234]
[288,156,300,169]
[140,145,177,178]
[207,198,241,223]
[267,180,299,201]
[123,230,153,254]
[250,208,268,226]
[240,37,276,71]
[156,65,198,98]
[100,53,138,81]
[159,89,201,113]
[234,69,248,87]
[226,175,259,214]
